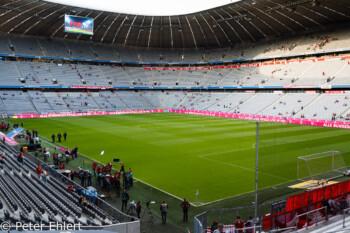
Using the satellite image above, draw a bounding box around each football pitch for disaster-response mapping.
[12,113,350,205]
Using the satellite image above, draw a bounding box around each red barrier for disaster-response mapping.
[263,179,350,230]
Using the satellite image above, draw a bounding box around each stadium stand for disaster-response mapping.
[3,89,350,121]
[0,142,120,228]
[0,0,349,232]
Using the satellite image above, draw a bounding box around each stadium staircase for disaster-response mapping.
[139,94,157,109]
[330,62,349,83]
[197,70,212,86]
[90,96,103,110]
[204,93,234,110]
[37,40,46,56]
[256,94,286,115]
[175,69,183,86]
[97,66,110,85]
[114,92,131,109]
[228,93,257,113]
[293,93,322,117]
[121,68,134,85]
[336,106,350,121]
[25,92,40,114]
[292,62,316,84]
[12,62,23,82]
[42,63,56,84]
[60,96,73,112]
[175,92,192,109]
[216,69,238,86]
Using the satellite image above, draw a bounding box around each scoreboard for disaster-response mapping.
[64,15,94,35]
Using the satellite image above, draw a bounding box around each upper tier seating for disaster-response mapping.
[0,27,349,63]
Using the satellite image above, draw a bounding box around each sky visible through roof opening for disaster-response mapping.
[45,0,240,16]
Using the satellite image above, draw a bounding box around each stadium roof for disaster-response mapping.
[0,0,349,49]
[45,0,238,16]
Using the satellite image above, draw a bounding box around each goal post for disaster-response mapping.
[297,151,348,181]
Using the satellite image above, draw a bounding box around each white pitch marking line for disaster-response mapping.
[199,147,252,157]
[199,152,292,182]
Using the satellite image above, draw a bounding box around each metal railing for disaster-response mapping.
[296,206,328,230]
[342,207,350,228]
[267,226,297,232]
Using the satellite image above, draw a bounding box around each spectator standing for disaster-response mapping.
[115,175,121,198]
[129,168,133,187]
[245,216,254,233]
[42,169,48,184]
[0,153,4,165]
[36,164,42,179]
[125,172,130,189]
[211,220,219,232]
[180,198,190,222]
[65,149,70,164]
[87,170,92,187]
[63,132,67,141]
[92,162,97,177]
[51,133,55,143]
[17,152,24,166]
[107,162,112,174]
[121,189,129,212]
[80,170,86,187]
[106,175,112,198]
[235,216,244,233]
[213,223,224,233]
[160,201,168,224]
[136,201,141,219]
[72,146,78,159]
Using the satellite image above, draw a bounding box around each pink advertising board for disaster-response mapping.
[169,109,350,129]
[12,110,163,119]
[11,109,350,130]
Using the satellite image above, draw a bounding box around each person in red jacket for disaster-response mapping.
[36,164,42,179]
[96,165,101,175]
[92,161,97,177]
[107,162,112,174]
[235,215,244,233]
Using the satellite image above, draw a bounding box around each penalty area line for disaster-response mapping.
[199,151,292,183]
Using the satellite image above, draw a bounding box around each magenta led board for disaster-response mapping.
[64,15,93,35]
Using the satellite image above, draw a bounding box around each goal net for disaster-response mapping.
[297,151,348,181]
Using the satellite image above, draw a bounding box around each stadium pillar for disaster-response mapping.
[255,121,259,223]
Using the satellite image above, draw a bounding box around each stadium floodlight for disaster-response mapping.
[297,151,348,181]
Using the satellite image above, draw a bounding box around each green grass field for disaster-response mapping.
[11,113,350,205]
